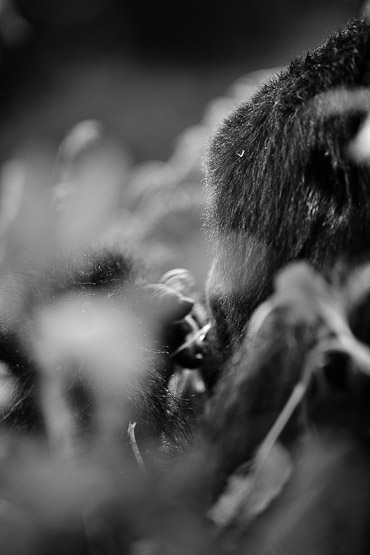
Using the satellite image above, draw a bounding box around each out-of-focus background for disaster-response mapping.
[0,0,364,286]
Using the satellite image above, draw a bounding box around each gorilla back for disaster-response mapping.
[205,17,370,358]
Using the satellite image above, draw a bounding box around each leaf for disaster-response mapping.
[274,262,339,327]
[209,442,293,529]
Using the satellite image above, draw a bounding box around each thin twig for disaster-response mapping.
[169,323,211,358]
[247,343,326,497]
[127,421,146,473]
[258,382,307,461]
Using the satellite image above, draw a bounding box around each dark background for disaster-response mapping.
[0,0,363,164]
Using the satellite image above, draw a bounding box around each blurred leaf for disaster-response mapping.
[209,442,292,529]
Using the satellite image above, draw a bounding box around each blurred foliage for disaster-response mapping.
[0,5,369,552]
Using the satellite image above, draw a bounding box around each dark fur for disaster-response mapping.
[177,19,370,543]
[204,18,370,385]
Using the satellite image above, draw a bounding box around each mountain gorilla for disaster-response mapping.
[203,17,370,390]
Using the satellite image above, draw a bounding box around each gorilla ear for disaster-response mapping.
[159,268,197,296]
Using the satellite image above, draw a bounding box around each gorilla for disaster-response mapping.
[168,16,370,554]
[203,17,370,389]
